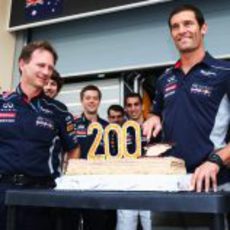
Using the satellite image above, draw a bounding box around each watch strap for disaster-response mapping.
[207,151,224,168]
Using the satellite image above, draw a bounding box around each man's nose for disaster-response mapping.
[178,24,187,34]
[89,99,95,103]
[131,104,136,108]
[46,85,51,90]
[42,66,51,76]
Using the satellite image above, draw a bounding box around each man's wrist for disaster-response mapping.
[207,151,224,168]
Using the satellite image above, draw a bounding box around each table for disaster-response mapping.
[5,189,230,230]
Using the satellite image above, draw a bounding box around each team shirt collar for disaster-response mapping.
[16,84,45,102]
[81,113,100,123]
[173,52,215,70]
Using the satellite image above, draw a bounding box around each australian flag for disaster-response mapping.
[25,0,63,21]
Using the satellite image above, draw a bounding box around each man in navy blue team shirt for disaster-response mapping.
[125,93,148,154]
[107,104,125,126]
[74,85,108,159]
[74,85,116,230]
[107,104,126,156]
[0,41,79,230]
[43,69,66,178]
[143,4,230,193]
[116,93,151,230]
[43,69,81,230]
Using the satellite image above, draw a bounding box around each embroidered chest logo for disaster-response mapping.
[190,84,213,97]
[164,75,178,98]
[2,102,14,109]
[0,112,16,123]
[1,102,16,111]
[36,116,54,130]
[167,75,177,84]
[164,83,178,98]
[76,124,87,136]
[0,103,16,123]
[200,70,217,77]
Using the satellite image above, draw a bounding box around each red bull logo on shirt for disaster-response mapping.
[190,83,212,97]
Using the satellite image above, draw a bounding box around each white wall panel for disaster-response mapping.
[30,0,230,76]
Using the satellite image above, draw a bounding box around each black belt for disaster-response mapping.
[0,174,56,188]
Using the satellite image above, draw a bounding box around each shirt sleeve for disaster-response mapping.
[57,111,79,152]
[152,78,164,116]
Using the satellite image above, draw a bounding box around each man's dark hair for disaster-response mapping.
[107,104,125,117]
[80,85,102,101]
[51,70,64,94]
[168,4,205,29]
[124,92,142,106]
[19,40,58,64]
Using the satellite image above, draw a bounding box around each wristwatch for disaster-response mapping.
[207,151,224,168]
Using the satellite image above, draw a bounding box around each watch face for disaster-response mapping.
[208,153,223,168]
[211,154,217,161]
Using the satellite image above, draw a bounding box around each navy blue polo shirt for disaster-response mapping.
[153,53,230,184]
[74,114,108,159]
[126,123,147,156]
[108,121,147,157]
[0,85,78,177]
[108,125,144,156]
[49,102,70,178]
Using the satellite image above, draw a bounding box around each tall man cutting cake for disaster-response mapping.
[143,4,230,193]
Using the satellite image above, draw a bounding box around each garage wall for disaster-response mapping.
[30,0,230,77]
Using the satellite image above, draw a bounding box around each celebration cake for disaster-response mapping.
[55,155,192,191]
[55,121,191,191]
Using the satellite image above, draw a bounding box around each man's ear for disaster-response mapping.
[201,23,208,36]
[18,59,25,71]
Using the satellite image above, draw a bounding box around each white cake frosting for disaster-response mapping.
[55,156,192,192]
[55,174,192,191]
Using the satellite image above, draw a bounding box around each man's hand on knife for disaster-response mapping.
[142,115,162,141]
